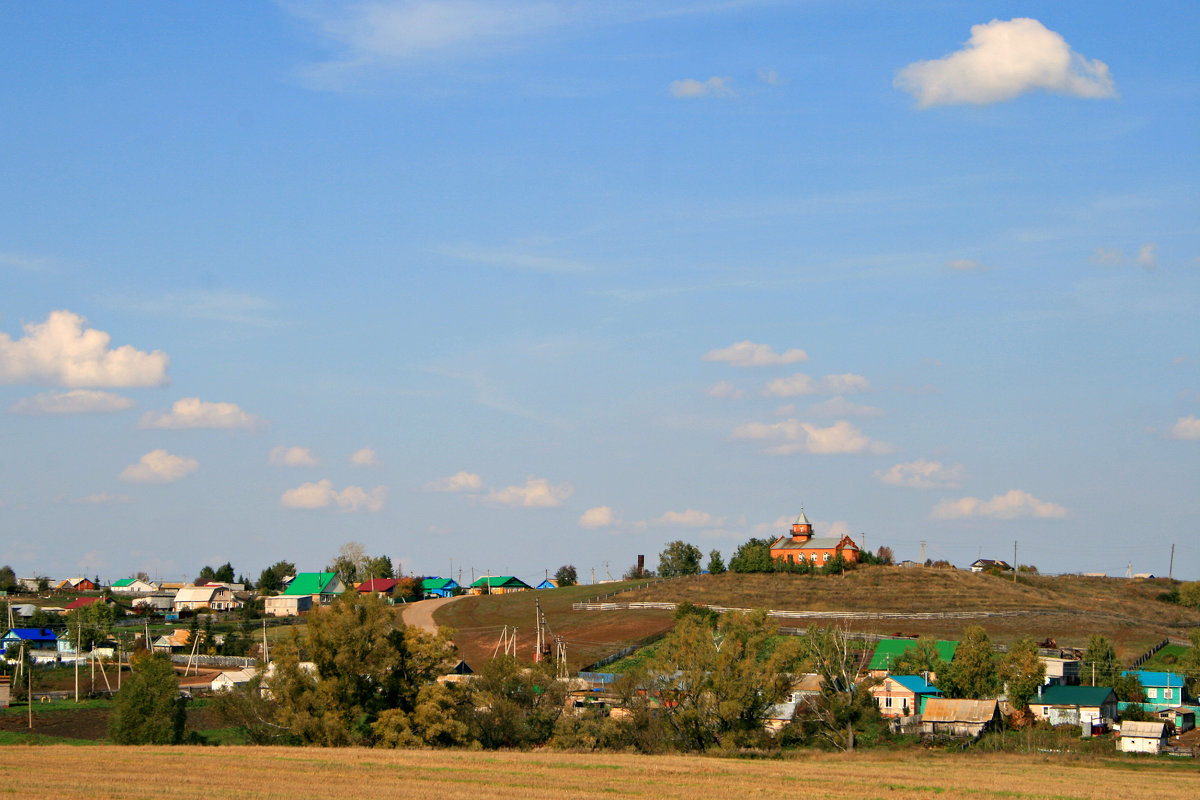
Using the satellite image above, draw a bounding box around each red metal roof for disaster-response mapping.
[356,578,399,593]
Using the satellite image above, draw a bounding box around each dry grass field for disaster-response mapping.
[3,745,1198,799]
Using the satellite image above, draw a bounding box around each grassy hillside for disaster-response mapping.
[436,569,1199,666]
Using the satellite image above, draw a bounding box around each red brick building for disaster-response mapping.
[769,509,860,566]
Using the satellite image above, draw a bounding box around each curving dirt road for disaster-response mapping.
[400,595,463,634]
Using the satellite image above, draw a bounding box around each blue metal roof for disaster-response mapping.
[1124,670,1184,688]
[890,675,942,695]
[3,628,58,642]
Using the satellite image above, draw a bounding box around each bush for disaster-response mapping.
[108,653,187,744]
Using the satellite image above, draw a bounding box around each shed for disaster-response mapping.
[1118,720,1168,754]
[920,698,1000,738]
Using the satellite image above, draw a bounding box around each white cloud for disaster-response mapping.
[655,509,721,527]
[424,471,484,492]
[895,18,1116,107]
[947,258,985,271]
[1137,243,1158,270]
[774,404,796,416]
[436,244,594,274]
[350,447,380,466]
[1092,247,1123,264]
[269,446,320,467]
[485,476,573,508]
[8,389,134,415]
[808,396,884,418]
[763,373,871,398]
[280,479,386,512]
[579,506,616,528]
[0,310,169,387]
[762,373,817,397]
[875,459,967,488]
[70,492,133,505]
[820,374,872,394]
[930,489,1068,520]
[733,418,892,455]
[1171,416,1200,441]
[669,76,735,98]
[140,397,260,430]
[704,341,808,368]
[751,515,790,535]
[706,381,745,399]
[757,68,788,86]
[119,450,199,484]
[822,520,850,538]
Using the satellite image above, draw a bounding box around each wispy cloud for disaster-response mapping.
[654,508,723,527]
[669,76,735,98]
[436,244,595,274]
[424,471,484,492]
[69,492,133,505]
[756,68,788,86]
[733,418,892,455]
[705,341,808,368]
[931,489,1067,520]
[102,290,278,327]
[807,396,883,418]
[1137,242,1158,270]
[8,389,134,415]
[706,381,746,399]
[875,459,966,488]
[895,18,1116,107]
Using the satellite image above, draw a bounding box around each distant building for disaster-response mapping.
[469,576,531,595]
[769,509,860,567]
[1118,720,1169,754]
[969,559,1012,573]
[423,578,458,599]
[111,578,157,594]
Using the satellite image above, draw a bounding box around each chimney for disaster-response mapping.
[637,554,645,577]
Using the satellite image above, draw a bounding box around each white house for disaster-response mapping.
[1118,720,1169,754]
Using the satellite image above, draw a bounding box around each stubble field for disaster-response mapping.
[2,745,1197,799]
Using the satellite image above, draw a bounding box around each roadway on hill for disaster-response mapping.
[400,595,463,633]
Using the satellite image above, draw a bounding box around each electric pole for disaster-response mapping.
[1169,543,1175,581]
[1013,541,1018,583]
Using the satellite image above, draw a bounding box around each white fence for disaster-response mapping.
[570,600,1039,621]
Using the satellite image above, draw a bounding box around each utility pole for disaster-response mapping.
[1169,544,1175,581]
[1014,541,1018,583]
[591,566,596,585]
[262,618,269,664]
[535,597,542,662]
[74,619,81,702]
[919,541,926,565]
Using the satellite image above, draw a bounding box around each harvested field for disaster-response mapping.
[3,745,1198,799]
[433,581,673,670]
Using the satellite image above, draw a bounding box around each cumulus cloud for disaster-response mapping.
[280,479,386,512]
[269,446,320,467]
[1171,416,1200,440]
[752,515,791,535]
[1137,243,1158,270]
[140,398,260,430]
[875,459,967,488]
[669,76,735,98]
[704,341,808,368]
[733,418,892,455]
[350,447,381,466]
[424,471,484,492]
[807,396,884,418]
[895,18,1116,107]
[947,259,985,271]
[485,476,573,508]
[930,489,1067,520]
[655,509,721,527]
[763,373,871,398]
[0,310,169,387]
[119,450,199,484]
[706,381,745,399]
[8,389,134,415]
[70,492,133,505]
[579,506,616,528]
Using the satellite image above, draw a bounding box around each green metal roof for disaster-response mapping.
[423,578,457,590]
[282,572,340,596]
[868,639,958,671]
[469,576,530,589]
[1035,685,1117,706]
[111,578,136,587]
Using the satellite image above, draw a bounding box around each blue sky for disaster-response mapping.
[2,1,1197,585]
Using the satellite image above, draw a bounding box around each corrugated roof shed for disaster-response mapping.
[1120,720,1167,738]
[921,698,998,724]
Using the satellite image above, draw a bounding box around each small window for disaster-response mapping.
[1165,688,1173,700]
[823,553,830,561]
[884,696,892,708]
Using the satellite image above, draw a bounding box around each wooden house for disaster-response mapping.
[869,675,943,717]
[919,698,1000,738]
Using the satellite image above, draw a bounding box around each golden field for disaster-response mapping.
[2,745,1196,799]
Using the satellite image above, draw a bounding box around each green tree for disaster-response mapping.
[464,656,567,749]
[257,560,296,594]
[554,564,578,587]
[0,565,16,591]
[644,609,800,750]
[658,541,702,577]
[196,565,217,584]
[728,538,775,573]
[1082,634,1120,687]
[327,541,369,586]
[997,637,1045,710]
[890,636,946,677]
[65,600,116,652]
[1176,629,1200,698]
[109,652,186,744]
[706,550,726,575]
[1177,581,1200,610]
[364,554,395,580]
[795,625,883,750]
[374,681,470,748]
[936,625,998,699]
[1113,673,1145,703]
[213,562,236,583]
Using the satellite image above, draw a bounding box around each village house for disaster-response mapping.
[211,667,259,692]
[769,510,860,566]
[423,577,458,598]
[356,578,399,599]
[151,629,193,653]
[1118,720,1170,755]
[56,577,97,592]
[1040,656,1082,686]
[1123,670,1185,707]
[281,572,346,606]
[868,639,958,678]
[132,593,176,613]
[263,593,312,617]
[919,698,1001,739]
[1,628,59,657]
[1027,685,1119,730]
[110,578,157,594]
[173,584,239,613]
[869,675,943,717]
[64,596,113,613]
[469,576,531,595]
[536,578,559,590]
[969,558,1012,573]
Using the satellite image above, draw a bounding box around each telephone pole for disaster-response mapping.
[1013,541,1018,583]
[1169,543,1175,581]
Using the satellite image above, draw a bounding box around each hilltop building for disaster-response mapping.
[769,509,860,566]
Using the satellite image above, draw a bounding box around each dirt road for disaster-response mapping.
[400,595,463,633]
